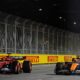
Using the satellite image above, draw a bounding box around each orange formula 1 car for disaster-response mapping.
[0,56,32,74]
[54,58,80,75]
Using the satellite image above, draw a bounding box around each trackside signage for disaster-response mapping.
[64,56,73,62]
[47,56,58,63]
[26,56,39,63]
[0,54,77,64]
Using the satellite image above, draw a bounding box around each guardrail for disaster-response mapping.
[0,54,77,64]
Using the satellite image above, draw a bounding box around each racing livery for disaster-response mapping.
[54,58,80,75]
[0,56,32,74]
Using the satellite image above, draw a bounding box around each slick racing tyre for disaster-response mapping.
[54,62,64,75]
[12,61,21,74]
[23,61,32,73]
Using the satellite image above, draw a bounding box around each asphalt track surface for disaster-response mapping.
[0,64,80,80]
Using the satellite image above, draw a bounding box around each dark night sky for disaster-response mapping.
[0,0,80,33]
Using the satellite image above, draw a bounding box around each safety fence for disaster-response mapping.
[0,11,80,54]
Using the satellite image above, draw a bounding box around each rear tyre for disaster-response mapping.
[23,61,32,73]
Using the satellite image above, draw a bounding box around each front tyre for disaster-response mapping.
[12,61,21,74]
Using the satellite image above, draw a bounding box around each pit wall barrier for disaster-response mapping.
[0,54,77,64]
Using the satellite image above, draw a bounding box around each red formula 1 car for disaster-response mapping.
[0,56,32,74]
